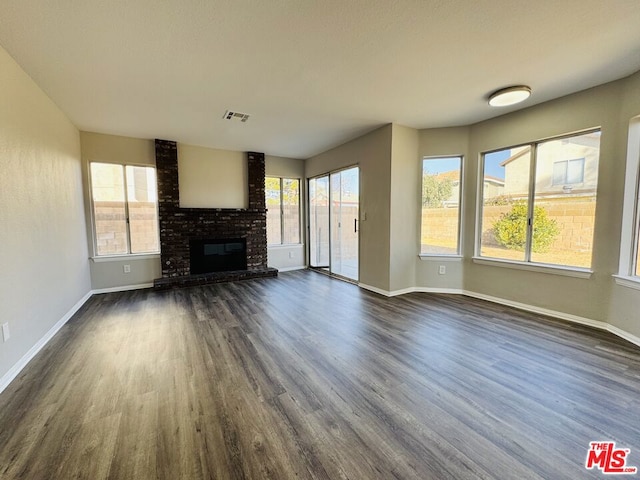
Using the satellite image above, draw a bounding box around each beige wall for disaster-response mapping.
[0,46,91,381]
[178,144,248,209]
[389,124,419,292]
[608,71,640,338]
[464,80,623,325]
[306,125,393,291]
[80,132,161,290]
[81,134,304,286]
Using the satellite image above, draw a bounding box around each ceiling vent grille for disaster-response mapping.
[223,110,250,122]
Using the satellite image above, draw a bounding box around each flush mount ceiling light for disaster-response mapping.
[488,85,531,107]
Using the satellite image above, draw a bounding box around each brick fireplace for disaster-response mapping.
[153,139,277,289]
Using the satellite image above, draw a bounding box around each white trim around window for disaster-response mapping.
[89,162,160,257]
[476,128,601,270]
[420,155,464,257]
[616,114,640,285]
[265,176,302,246]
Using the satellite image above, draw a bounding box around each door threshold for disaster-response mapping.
[308,267,358,285]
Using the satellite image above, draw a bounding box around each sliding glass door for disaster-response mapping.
[309,166,359,281]
[309,175,330,269]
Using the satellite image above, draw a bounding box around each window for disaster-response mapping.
[265,177,300,245]
[421,156,463,255]
[618,116,640,281]
[552,158,585,185]
[478,130,601,269]
[90,163,159,256]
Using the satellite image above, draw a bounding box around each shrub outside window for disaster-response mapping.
[478,130,601,269]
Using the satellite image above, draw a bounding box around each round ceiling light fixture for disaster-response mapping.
[488,85,531,107]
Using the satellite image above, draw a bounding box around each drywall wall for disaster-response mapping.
[178,144,247,209]
[415,127,469,291]
[0,45,91,381]
[389,124,420,292]
[607,71,640,339]
[80,132,161,290]
[81,135,299,287]
[265,155,306,270]
[463,80,623,324]
[266,155,304,178]
[306,125,393,291]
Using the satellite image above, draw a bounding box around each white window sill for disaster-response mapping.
[267,243,303,248]
[91,253,160,263]
[613,275,640,291]
[419,255,463,262]
[472,257,592,279]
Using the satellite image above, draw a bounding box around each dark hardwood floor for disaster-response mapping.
[1,270,639,479]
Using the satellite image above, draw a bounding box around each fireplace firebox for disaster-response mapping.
[189,238,247,275]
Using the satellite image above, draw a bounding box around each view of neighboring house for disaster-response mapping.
[500,131,600,200]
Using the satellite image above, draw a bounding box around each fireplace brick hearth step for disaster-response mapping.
[153,267,278,290]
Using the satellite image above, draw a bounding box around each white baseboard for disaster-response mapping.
[358,283,394,297]
[462,290,608,330]
[462,290,640,348]
[607,324,640,348]
[4,278,639,398]
[359,283,463,297]
[0,290,93,395]
[358,282,640,348]
[275,266,307,273]
[0,282,154,395]
[92,283,154,294]
[414,287,465,295]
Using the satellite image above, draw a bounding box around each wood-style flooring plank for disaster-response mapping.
[0,270,639,479]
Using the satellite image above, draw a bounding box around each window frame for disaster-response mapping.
[475,128,601,271]
[88,161,160,258]
[265,176,302,246]
[616,115,640,287]
[419,155,464,257]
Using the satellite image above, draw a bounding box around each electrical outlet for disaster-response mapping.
[439,265,446,275]
[288,251,293,259]
[123,264,131,274]
[2,323,10,342]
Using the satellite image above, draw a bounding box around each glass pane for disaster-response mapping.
[531,131,600,267]
[330,167,359,280]
[330,172,342,274]
[265,177,282,245]
[636,230,640,277]
[421,157,461,254]
[91,163,128,255]
[126,166,159,254]
[309,176,330,268]
[282,179,300,244]
[480,147,531,261]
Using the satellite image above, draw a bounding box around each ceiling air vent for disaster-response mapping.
[223,110,250,123]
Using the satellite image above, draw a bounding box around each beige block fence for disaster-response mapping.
[423,199,596,252]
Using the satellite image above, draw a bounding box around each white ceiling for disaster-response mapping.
[1,0,640,158]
